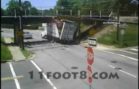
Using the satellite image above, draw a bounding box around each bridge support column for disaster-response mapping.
[99,10,101,18]
[70,10,72,16]
[78,10,80,16]
[56,10,58,16]
[90,10,92,17]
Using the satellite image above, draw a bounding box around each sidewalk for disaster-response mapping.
[4,38,25,61]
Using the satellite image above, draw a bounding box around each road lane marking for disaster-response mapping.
[101,50,138,61]
[119,70,137,78]
[9,62,21,89]
[130,48,138,52]
[108,64,137,78]
[109,65,115,69]
[30,60,57,89]
[1,76,23,81]
[118,50,137,55]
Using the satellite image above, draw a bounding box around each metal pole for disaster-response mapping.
[90,10,92,17]
[14,23,17,44]
[19,0,24,50]
[117,9,120,42]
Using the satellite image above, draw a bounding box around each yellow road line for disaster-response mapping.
[1,76,24,81]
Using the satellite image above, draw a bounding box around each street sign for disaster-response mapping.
[16,31,23,36]
[88,37,97,46]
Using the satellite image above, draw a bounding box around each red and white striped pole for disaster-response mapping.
[86,47,94,89]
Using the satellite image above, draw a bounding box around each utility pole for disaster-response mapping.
[19,0,24,50]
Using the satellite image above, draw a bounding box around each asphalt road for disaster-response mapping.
[1,28,138,89]
[1,28,46,42]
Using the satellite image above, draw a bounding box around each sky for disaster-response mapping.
[1,0,58,10]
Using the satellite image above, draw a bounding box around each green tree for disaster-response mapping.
[55,0,138,16]
[6,0,33,16]
[23,1,32,15]
[1,8,4,16]
[30,7,39,15]
[56,0,72,15]
[112,0,138,15]
[6,0,20,16]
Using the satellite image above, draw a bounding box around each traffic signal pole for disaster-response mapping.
[19,0,24,50]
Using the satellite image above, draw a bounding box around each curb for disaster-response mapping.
[1,60,13,63]
[27,54,36,60]
[1,54,36,63]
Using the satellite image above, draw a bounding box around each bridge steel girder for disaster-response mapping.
[1,16,54,25]
[1,16,113,25]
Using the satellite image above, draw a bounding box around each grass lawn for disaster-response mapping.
[1,45,12,61]
[21,49,32,59]
[1,38,12,61]
[97,24,138,48]
[1,37,4,43]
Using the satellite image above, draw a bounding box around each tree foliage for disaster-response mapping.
[5,0,38,16]
[1,8,4,16]
[55,0,138,16]
[30,7,39,15]
[23,1,32,10]
[22,1,32,15]
[6,0,20,15]
[3,0,138,16]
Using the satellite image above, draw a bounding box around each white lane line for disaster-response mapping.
[130,48,138,51]
[30,60,57,89]
[118,50,137,55]
[102,50,138,61]
[9,62,21,89]
[108,65,115,69]
[119,70,137,78]
[108,64,137,78]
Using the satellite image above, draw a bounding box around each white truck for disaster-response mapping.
[40,20,79,43]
